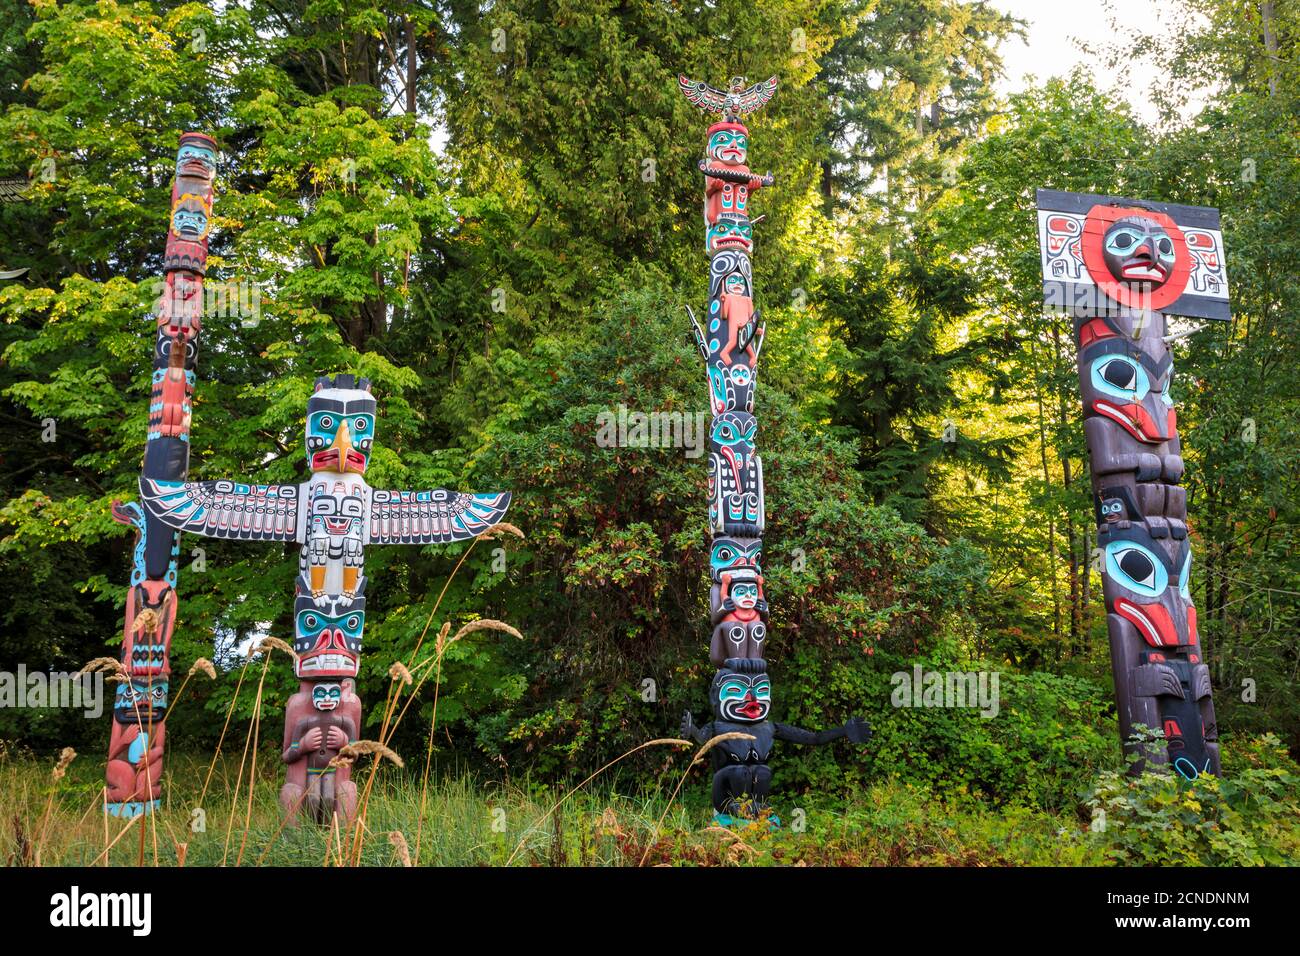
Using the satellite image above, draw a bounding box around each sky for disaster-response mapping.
[991,0,1206,124]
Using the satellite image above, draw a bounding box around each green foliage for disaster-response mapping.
[1086,735,1300,866]
[0,0,1296,860]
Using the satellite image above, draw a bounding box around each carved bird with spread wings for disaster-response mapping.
[139,374,511,614]
[677,75,779,119]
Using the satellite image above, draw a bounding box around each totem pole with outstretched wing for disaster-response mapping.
[140,374,510,824]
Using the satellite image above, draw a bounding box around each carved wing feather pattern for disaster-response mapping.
[677,75,778,116]
[368,490,511,545]
[678,75,729,113]
[737,76,778,114]
[139,478,303,541]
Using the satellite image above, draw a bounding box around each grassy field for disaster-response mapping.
[5,738,1298,866]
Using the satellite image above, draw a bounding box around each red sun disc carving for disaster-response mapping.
[1081,204,1191,311]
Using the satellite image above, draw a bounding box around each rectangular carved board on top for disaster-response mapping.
[1036,188,1230,321]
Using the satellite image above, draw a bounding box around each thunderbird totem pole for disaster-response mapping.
[104,132,218,817]
[677,75,870,824]
[138,375,511,824]
[1037,189,1230,779]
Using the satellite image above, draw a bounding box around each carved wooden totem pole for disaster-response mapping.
[1037,189,1231,778]
[139,376,511,824]
[105,132,218,817]
[677,76,869,824]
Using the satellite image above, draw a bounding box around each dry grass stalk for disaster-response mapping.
[388,830,413,867]
[252,635,297,661]
[478,521,525,540]
[334,740,404,769]
[638,732,757,868]
[451,619,523,644]
[189,658,217,679]
[388,662,412,685]
[33,746,80,862]
[52,747,76,782]
[434,621,451,656]
[505,738,694,867]
[692,731,756,766]
[80,657,126,676]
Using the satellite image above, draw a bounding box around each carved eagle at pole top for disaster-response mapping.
[678,75,779,117]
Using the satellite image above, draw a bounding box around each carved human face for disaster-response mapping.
[707,216,753,254]
[170,194,211,242]
[311,683,342,712]
[114,679,168,726]
[708,250,752,301]
[707,128,748,165]
[1102,215,1175,287]
[712,669,771,723]
[176,139,217,183]
[1099,497,1125,523]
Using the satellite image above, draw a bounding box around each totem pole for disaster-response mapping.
[1037,189,1231,778]
[138,375,511,824]
[677,76,870,825]
[104,132,218,817]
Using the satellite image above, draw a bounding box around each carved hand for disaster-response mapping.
[302,726,324,751]
[843,716,873,744]
[325,727,349,750]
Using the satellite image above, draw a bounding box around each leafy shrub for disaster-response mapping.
[1085,734,1300,865]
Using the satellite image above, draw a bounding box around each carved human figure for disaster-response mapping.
[681,663,871,821]
[280,680,360,825]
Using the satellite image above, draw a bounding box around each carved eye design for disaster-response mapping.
[751,622,766,643]
[319,415,333,429]
[1109,229,1137,251]
[719,680,746,701]
[1119,549,1156,588]
[1092,356,1149,401]
[1105,541,1168,598]
[1102,360,1134,389]
[727,625,745,645]
[302,613,319,631]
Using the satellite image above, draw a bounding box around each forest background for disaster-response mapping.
[0,0,1296,832]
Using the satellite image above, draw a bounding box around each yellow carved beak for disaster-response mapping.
[329,420,357,472]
